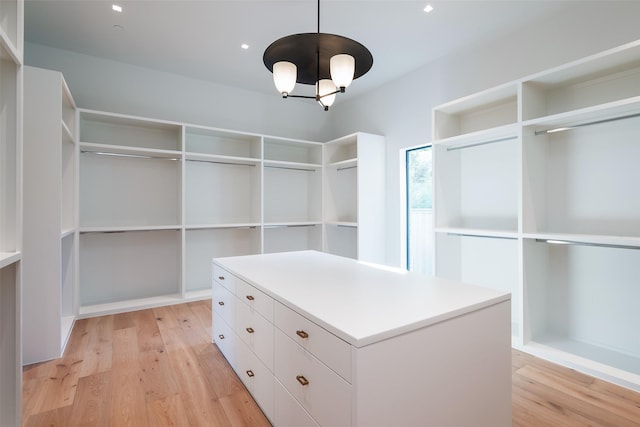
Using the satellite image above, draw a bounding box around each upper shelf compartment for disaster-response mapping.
[264,137,322,167]
[433,82,518,140]
[522,40,640,121]
[79,111,182,152]
[185,126,261,160]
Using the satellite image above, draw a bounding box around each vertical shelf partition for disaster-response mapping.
[23,66,79,364]
[432,39,640,391]
[0,0,22,423]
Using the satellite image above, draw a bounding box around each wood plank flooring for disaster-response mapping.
[22,300,640,426]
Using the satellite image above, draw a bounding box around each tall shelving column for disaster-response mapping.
[0,0,22,424]
[432,83,522,341]
[23,66,78,364]
[263,136,323,254]
[183,126,262,296]
[323,132,385,264]
[520,40,640,391]
[78,110,183,317]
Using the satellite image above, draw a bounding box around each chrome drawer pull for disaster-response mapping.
[246,370,254,378]
[218,301,225,306]
[296,330,309,339]
[218,334,224,339]
[296,375,309,386]
[246,295,255,301]
[246,327,255,334]
[218,276,225,280]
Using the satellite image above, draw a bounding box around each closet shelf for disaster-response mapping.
[523,96,640,132]
[0,252,21,269]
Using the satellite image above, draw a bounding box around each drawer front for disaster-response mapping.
[212,311,238,369]
[275,329,351,427]
[274,379,320,427]
[212,263,237,294]
[275,301,352,382]
[212,282,236,327]
[236,278,274,322]
[236,339,274,423]
[236,300,274,371]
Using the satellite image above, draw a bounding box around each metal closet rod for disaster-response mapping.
[81,150,180,161]
[535,238,640,250]
[264,165,317,172]
[80,228,180,234]
[446,135,518,152]
[264,224,317,229]
[186,158,256,167]
[337,165,357,171]
[447,232,517,241]
[534,111,640,136]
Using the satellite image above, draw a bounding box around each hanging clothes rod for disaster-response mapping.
[447,232,517,240]
[534,111,640,136]
[446,135,518,152]
[337,165,358,171]
[264,224,317,229]
[80,228,180,234]
[535,238,640,250]
[185,158,256,167]
[264,165,317,172]
[81,150,180,161]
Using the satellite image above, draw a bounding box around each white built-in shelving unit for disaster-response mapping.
[432,39,640,391]
[23,66,77,364]
[73,108,385,318]
[0,0,22,423]
[323,133,385,264]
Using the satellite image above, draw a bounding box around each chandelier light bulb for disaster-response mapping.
[317,79,337,110]
[330,54,355,91]
[273,61,297,97]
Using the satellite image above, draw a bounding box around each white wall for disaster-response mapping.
[25,42,330,141]
[327,1,640,267]
[26,2,640,268]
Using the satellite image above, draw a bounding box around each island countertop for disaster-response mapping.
[213,250,510,347]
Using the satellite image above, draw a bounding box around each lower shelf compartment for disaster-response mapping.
[520,339,640,392]
[79,230,181,307]
[79,290,211,318]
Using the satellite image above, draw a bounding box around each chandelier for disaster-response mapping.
[263,0,373,111]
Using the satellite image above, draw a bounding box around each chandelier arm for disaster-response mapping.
[317,89,342,100]
[286,94,317,100]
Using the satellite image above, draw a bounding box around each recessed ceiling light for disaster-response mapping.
[241,44,249,50]
[112,4,122,12]
[424,4,434,13]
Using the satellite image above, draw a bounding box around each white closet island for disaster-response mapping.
[212,251,511,426]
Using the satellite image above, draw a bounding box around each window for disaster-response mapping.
[406,146,433,274]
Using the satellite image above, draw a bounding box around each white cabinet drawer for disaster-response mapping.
[212,311,238,369]
[236,278,274,322]
[275,329,351,427]
[212,282,236,327]
[212,263,237,293]
[275,301,351,382]
[236,300,274,371]
[274,379,320,427]
[236,339,274,423]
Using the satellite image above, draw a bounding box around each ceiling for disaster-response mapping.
[24,0,576,99]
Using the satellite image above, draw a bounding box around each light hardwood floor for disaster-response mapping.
[22,300,640,426]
